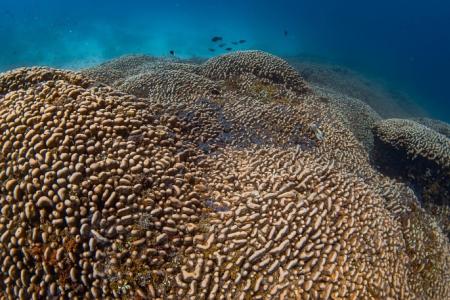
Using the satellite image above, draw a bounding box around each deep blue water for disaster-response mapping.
[1,0,449,122]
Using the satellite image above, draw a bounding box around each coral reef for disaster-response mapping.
[0,67,205,299]
[373,118,450,206]
[411,117,450,138]
[118,69,221,101]
[399,202,450,298]
[81,55,158,86]
[288,58,427,118]
[83,52,369,172]
[199,50,310,94]
[82,55,199,87]
[168,147,414,299]
[0,51,449,299]
[312,85,381,153]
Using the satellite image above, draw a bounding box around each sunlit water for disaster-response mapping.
[1,0,449,121]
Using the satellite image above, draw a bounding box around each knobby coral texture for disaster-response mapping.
[373,119,450,207]
[0,51,449,299]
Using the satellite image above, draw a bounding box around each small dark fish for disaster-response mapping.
[232,41,238,45]
[208,48,215,52]
[218,43,226,48]
[169,50,175,56]
[239,39,246,44]
[284,30,288,36]
[211,36,223,42]
[225,47,232,51]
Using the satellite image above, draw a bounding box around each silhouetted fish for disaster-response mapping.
[284,30,288,36]
[232,42,238,45]
[225,48,232,51]
[169,50,175,56]
[211,36,223,42]
[208,48,215,52]
[239,39,246,44]
[218,43,226,48]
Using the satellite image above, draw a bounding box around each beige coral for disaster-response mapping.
[411,117,450,138]
[118,69,221,100]
[0,67,205,299]
[81,55,199,87]
[168,147,414,299]
[374,118,450,169]
[199,50,310,94]
[1,53,449,300]
[312,85,381,153]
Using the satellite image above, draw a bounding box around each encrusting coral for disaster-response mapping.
[0,51,449,299]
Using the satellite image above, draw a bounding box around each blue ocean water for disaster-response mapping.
[1,0,449,122]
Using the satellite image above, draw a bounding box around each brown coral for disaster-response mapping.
[399,202,450,298]
[199,50,310,94]
[312,85,381,153]
[81,55,158,85]
[81,55,199,87]
[288,58,427,118]
[83,54,369,172]
[0,67,205,299]
[373,118,450,206]
[169,147,414,299]
[1,53,449,300]
[412,117,450,138]
[118,69,221,100]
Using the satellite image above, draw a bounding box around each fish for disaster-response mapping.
[284,30,288,36]
[208,48,215,52]
[225,47,232,51]
[232,42,238,45]
[169,50,175,56]
[218,43,226,48]
[211,36,223,42]
[239,39,246,44]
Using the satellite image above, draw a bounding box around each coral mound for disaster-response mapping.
[81,55,157,85]
[118,69,221,100]
[82,52,369,170]
[0,57,449,299]
[0,67,204,299]
[312,85,381,153]
[172,147,413,299]
[0,67,92,95]
[82,55,199,87]
[373,118,450,206]
[411,117,450,138]
[199,50,310,94]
